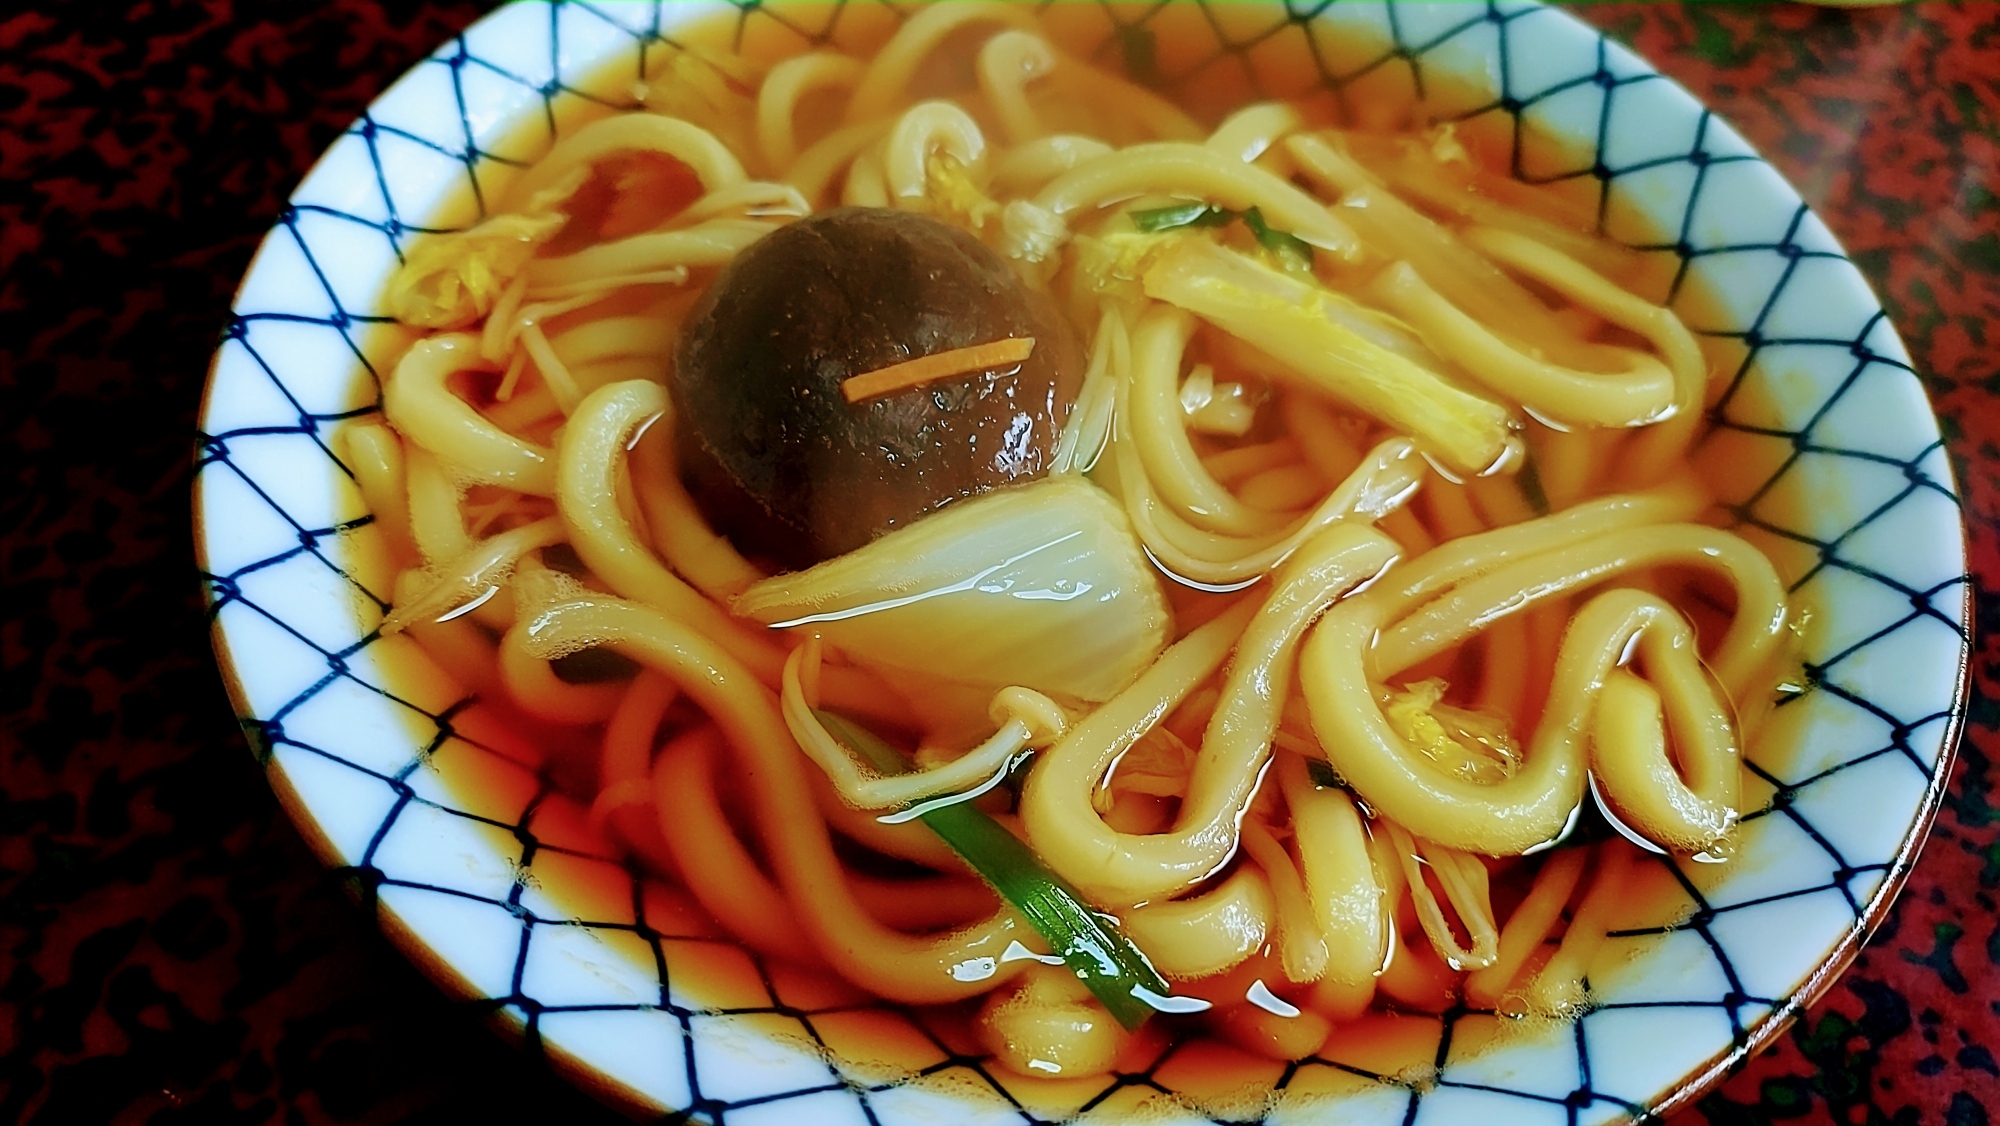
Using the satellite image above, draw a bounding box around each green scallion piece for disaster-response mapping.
[1130,201,1236,233]
[1306,757,1346,790]
[1241,205,1316,268]
[1518,460,1551,516]
[1129,203,1315,270]
[814,708,1174,1030]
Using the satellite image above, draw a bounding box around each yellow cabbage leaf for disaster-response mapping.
[384,168,588,329]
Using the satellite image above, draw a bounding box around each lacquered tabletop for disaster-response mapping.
[2,2,1993,1123]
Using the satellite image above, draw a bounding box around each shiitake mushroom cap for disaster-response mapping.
[672,207,1080,570]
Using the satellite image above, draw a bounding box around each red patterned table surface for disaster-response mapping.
[1,2,1992,1124]
[1572,6,2000,1125]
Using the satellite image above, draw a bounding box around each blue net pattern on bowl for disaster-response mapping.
[195,2,1969,1123]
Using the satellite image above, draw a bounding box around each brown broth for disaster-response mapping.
[331,4,1814,1119]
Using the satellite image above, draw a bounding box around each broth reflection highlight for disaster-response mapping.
[336,1,1799,1110]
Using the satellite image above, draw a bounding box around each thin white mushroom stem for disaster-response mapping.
[1383,821,1500,971]
[674,180,813,227]
[381,516,565,635]
[782,638,1067,810]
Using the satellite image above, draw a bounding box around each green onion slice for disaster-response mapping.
[1518,459,1552,516]
[1240,205,1316,269]
[1305,757,1347,790]
[1129,201,1236,233]
[1129,203,1315,270]
[814,708,1177,1030]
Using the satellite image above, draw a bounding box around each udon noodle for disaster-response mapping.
[341,2,1795,1090]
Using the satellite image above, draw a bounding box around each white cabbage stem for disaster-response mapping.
[735,475,1172,707]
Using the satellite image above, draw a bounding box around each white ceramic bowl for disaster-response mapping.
[195,2,1970,1122]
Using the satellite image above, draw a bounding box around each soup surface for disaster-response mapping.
[333,3,1808,1118]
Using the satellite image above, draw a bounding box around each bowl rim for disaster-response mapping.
[1646,648,1966,1121]
[191,1,1973,1121]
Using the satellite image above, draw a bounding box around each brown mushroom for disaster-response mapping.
[672,207,1080,570]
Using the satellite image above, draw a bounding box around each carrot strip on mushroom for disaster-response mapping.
[841,337,1037,403]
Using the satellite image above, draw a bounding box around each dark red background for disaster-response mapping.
[2,2,1994,1123]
